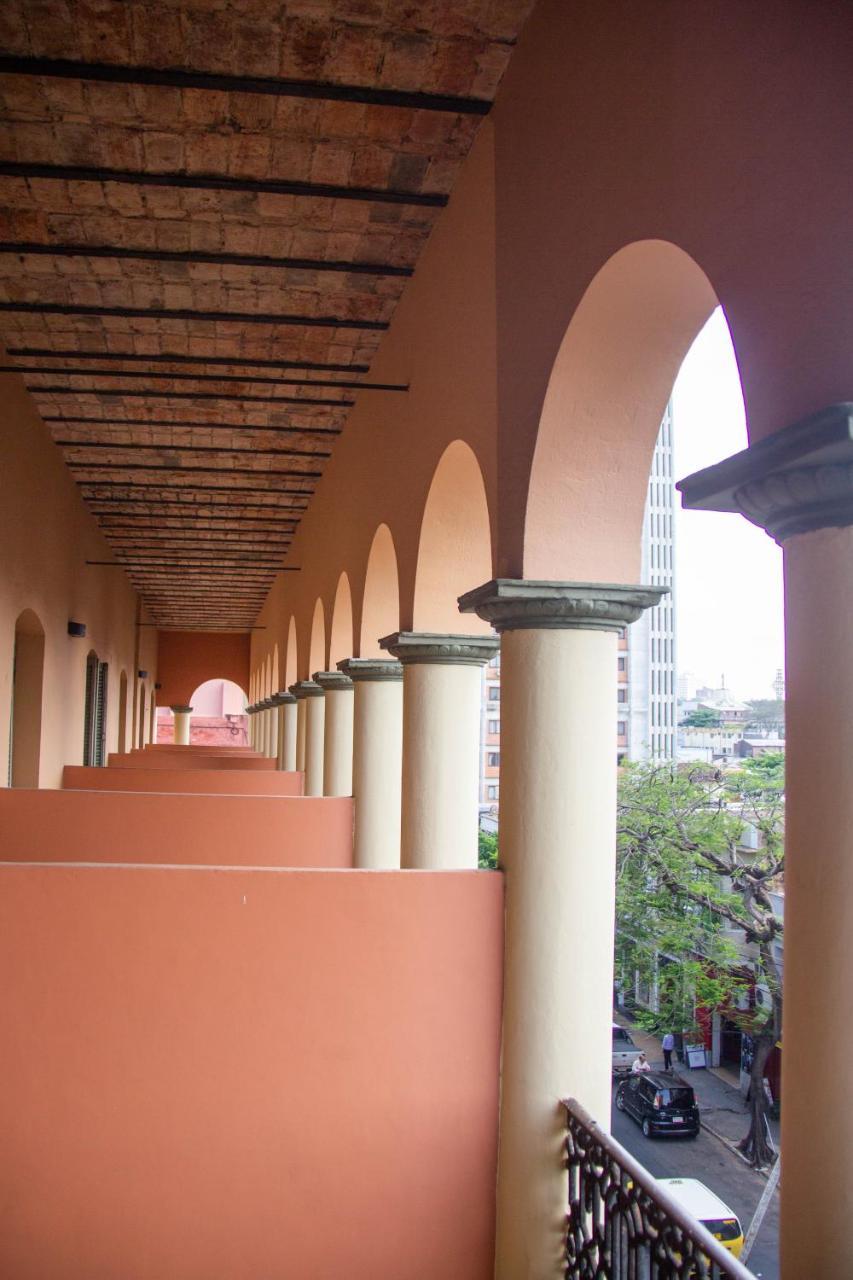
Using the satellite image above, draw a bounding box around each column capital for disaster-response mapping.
[289,679,324,699]
[678,402,853,542]
[170,704,193,713]
[313,670,354,692]
[271,690,296,706]
[458,580,665,632]
[379,631,499,666]
[338,658,403,682]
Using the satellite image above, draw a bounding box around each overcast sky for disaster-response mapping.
[671,309,785,702]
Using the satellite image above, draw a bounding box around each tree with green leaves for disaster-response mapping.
[616,759,784,1167]
[745,699,785,735]
[478,829,498,870]
[680,707,721,728]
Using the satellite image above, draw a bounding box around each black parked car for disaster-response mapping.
[615,1071,700,1139]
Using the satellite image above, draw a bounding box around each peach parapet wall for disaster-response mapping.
[63,766,304,797]
[0,789,352,868]
[0,866,502,1280]
[108,751,277,770]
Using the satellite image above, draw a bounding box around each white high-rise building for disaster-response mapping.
[623,406,677,761]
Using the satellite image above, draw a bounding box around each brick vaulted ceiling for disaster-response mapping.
[0,1,533,631]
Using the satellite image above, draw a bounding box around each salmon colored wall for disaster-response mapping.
[63,766,304,797]
[108,751,276,770]
[0,789,352,868]
[0,866,503,1280]
[492,0,853,576]
[156,630,250,707]
[249,121,498,684]
[0,365,156,787]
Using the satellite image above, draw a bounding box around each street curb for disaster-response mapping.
[700,1120,770,1179]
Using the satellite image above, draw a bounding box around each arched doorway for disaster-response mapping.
[9,609,45,787]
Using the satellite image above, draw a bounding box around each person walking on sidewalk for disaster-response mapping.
[662,1032,675,1071]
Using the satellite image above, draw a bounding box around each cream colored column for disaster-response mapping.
[460,580,663,1280]
[278,694,298,771]
[338,659,403,869]
[267,697,279,760]
[149,693,156,745]
[289,684,308,773]
[380,633,498,869]
[260,702,271,757]
[315,671,354,796]
[681,406,853,1280]
[292,680,324,795]
[171,705,192,746]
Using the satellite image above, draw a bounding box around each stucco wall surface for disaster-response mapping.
[63,765,304,796]
[0,369,155,787]
[0,866,503,1280]
[0,789,351,868]
[108,751,276,770]
[156,630,250,707]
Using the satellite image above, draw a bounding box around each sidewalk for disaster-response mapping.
[614,1012,781,1158]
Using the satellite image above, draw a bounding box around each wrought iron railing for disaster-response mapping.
[563,1098,757,1279]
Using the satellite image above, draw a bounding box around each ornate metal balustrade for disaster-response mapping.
[563,1098,757,1279]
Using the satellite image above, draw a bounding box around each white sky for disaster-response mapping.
[671,309,784,702]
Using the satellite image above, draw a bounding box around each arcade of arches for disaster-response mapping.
[0,4,851,1278]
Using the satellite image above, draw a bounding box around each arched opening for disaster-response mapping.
[413,441,493,634]
[309,599,326,676]
[171,677,250,747]
[329,572,354,667]
[284,617,298,688]
[117,670,128,753]
[524,240,719,582]
[83,649,108,767]
[360,524,400,656]
[9,609,45,787]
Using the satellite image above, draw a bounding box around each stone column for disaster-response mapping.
[315,671,354,796]
[379,632,499,869]
[259,700,271,757]
[338,659,404,869]
[267,696,279,760]
[275,693,298,771]
[289,684,308,773]
[171,705,192,746]
[291,680,324,795]
[679,403,853,1280]
[460,580,663,1280]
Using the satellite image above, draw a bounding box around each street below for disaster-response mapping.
[611,1087,780,1279]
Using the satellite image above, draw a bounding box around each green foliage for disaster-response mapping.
[478,829,498,870]
[680,708,721,728]
[616,763,784,1037]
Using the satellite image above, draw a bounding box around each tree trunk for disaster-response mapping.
[737,1031,777,1168]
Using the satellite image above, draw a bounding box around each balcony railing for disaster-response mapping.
[563,1098,756,1279]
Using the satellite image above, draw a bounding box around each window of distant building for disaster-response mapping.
[488,752,500,766]
[618,656,626,672]
[488,718,499,733]
[488,685,500,701]
[487,785,498,800]
[618,689,627,703]
[617,721,627,737]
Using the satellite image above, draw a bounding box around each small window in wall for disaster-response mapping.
[83,652,109,767]
[618,656,626,672]
[488,685,500,701]
[487,785,499,800]
[488,752,500,767]
[617,688,628,704]
[617,721,627,736]
[488,718,500,734]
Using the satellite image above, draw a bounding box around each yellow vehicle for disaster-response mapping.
[657,1178,745,1258]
